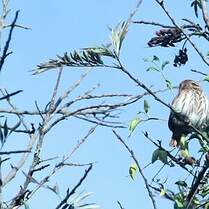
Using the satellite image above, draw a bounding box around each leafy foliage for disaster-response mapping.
[63,192,100,209]
[111,21,129,56]
[34,49,107,74]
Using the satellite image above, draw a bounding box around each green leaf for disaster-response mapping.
[160,188,166,196]
[205,202,209,209]
[143,100,150,113]
[74,192,94,204]
[0,128,4,147]
[180,149,190,158]
[129,117,140,133]
[174,193,184,209]
[200,186,209,197]
[191,0,202,17]
[152,55,160,62]
[174,200,184,209]
[204,75,209,82]
[193,198,200,206]
[158,149,168,164]
[175,181,187,188]
[161,61,169,70]
[3,119,8,139]
[146,67,160,72]
[111,21,129,56]
[179,136,188,149]
[152,149,159,163]
[85,46,115,58]
[143,57,150,62]
[129,163,138,180]
[151,149,168,164]
[165,79,172,90]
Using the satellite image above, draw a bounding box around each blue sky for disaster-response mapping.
[0,1,208,209]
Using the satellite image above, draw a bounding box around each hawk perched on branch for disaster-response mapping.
[168,80,209,147]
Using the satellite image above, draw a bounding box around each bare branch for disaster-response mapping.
[201,0,209,29]
[112,130,157,209]
[2,134,37,187]
[0,10,19,71]
[186,155,209,209]
[0,150,30,155]
[133,20,174,28]
[117,201,125,209]
[54,164,93,209]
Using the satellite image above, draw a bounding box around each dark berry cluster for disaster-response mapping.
[173,48,188,67]
[148,28,183,47]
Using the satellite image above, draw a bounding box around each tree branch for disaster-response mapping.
[55,164,93,209]
[112,130,157,209]
[201,0,209,29]
[0,10,19,71]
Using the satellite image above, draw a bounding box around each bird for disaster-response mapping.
[168,80,209,147]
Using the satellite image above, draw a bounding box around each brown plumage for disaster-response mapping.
[168,80,209,147]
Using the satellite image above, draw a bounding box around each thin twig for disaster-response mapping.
[0,150,30,155]
[201,0,209,29]
[133,20,174,28]
[0,10,19,71]
[191,69,208,76]
[54,164,93,209]
[112,130,157,209]
[117,201,125,209]
[0,90,22,101]
[186,156,209,209]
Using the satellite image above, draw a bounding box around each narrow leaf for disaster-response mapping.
[165,79,172,90]
[143,100,150,113]
[111,21,129,56]
[161,61,169,70]
[0,128,3,146]
[200,186,209,197]
[129,117,140,133]
[74,192,94,204]
[175,181,187,187]
[180,149,190,158]
[146,67,160,72]
[205,202,209,209]
[152,55,160,62]
[129,163,138,180]
[160,188,166,196]
[204,75,209,82]
[3,119,8,139]
[193,198,200,206]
